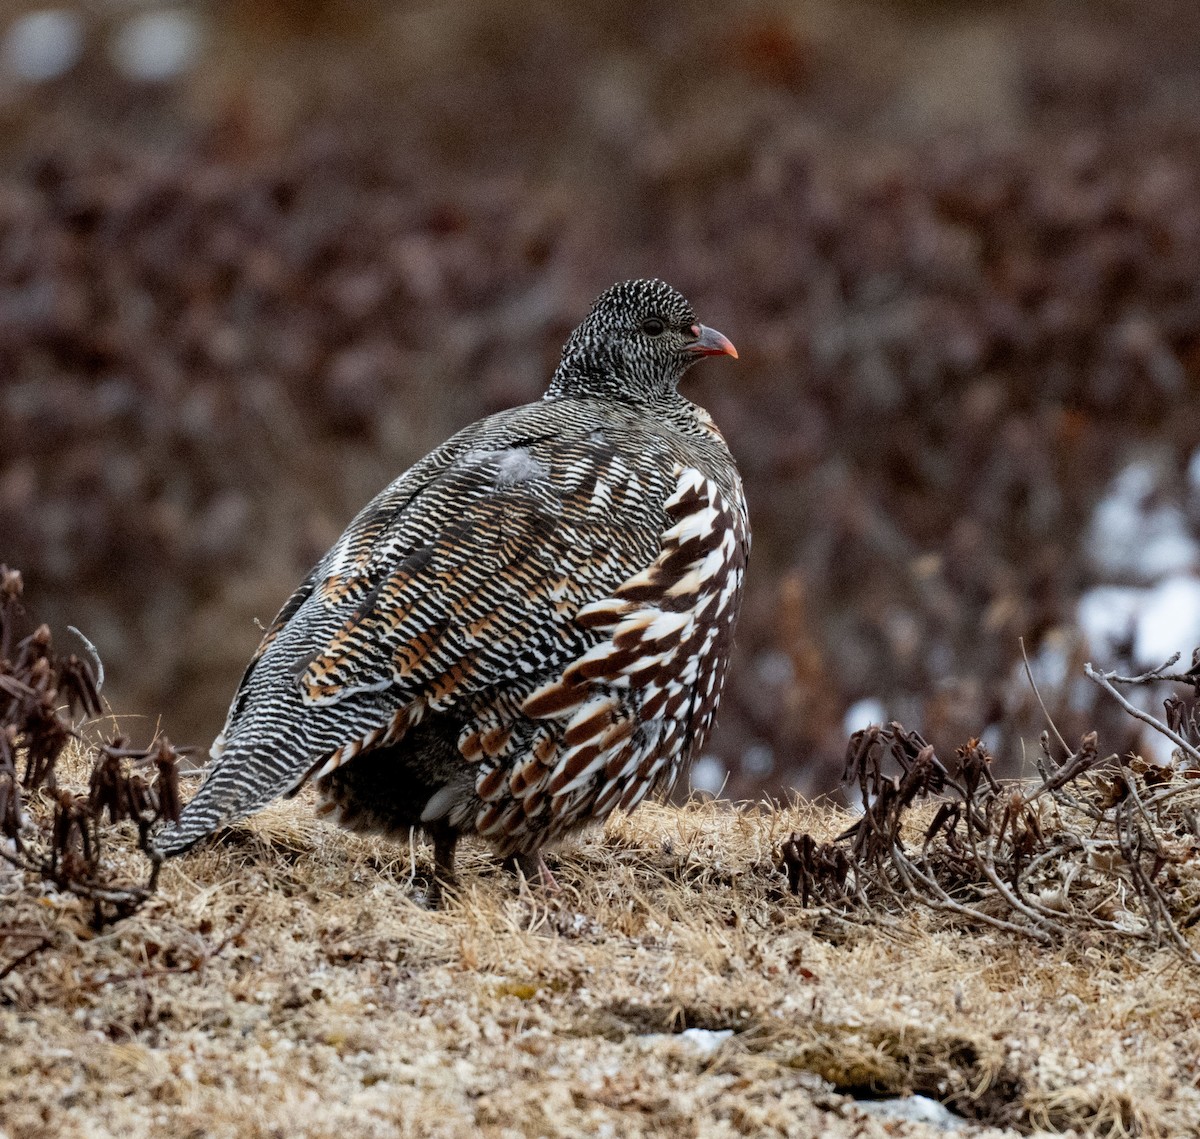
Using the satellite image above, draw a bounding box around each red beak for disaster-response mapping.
[686,323,738,359]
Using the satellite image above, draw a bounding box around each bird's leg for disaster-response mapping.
[433,829,458,879]
[423,824,458,907]
[507,849,560,893]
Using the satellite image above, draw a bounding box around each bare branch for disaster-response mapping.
[1084,663,1200,765]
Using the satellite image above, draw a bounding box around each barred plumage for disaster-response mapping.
[154,279,748,886]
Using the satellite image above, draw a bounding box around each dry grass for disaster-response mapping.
[3,746,1200,1139]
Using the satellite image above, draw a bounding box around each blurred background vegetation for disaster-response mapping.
[3,0,1200,799]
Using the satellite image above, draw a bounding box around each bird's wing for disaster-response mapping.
[282,432,672,723]
[155,411,680,852]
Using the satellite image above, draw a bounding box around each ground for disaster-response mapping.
[3,773,1198,1139]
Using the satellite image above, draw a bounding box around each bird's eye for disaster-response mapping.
[641,317,666,337]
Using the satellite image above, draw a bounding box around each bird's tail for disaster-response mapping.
[153,694,405,856]
[152,741,312,856]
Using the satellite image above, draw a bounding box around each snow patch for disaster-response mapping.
[1087,458,1198,581]
[2,10,83,81]
[689,755,726,796]
[1133,575,1200,665]
[1079,575,1200,669]
[1188,446,1200,495]
[741,743,774,777]
[843,698,886,735]
[110,9,202,82]
[1022,633,1071,693]
[856,1094,967,1131]
[754,649,795,688]
[1077,586,1144,657]
[677,1028,733,1054]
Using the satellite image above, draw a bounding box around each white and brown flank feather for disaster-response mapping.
[154,279,747,881]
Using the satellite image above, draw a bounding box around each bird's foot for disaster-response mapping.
[422,874,456,910]
[419,826,458,909]
[506,850,561,894]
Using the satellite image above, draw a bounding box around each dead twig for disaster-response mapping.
[1084,661,1200,766]
[1,566,183,927]
[782,692,1200,963]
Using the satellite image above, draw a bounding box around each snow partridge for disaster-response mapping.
[154,279,748,886]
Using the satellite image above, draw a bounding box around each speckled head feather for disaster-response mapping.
[548,279,737,403]
[154,279,747,889]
